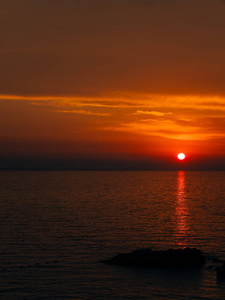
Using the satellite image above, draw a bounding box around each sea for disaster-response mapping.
[0,170,225,299]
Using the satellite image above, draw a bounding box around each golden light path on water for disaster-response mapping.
[175,171,189,246]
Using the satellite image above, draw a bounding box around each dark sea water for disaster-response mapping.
[0,171,225,299]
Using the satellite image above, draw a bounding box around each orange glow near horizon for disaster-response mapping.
[0,93,224,170]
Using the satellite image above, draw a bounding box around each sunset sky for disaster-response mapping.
[0,0,225,170]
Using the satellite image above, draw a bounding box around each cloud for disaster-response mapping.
[1,94,225,111]
[106,111,225,141]
[1,91,224,155]
[134,110,173,116]
[56,109,111,116]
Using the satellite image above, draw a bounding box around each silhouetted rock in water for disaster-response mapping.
[217,262,225,279]
[103,247,205,268]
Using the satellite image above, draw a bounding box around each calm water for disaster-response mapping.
[0,171,225,299]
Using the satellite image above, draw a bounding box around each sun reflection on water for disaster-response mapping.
[175,171,189,246]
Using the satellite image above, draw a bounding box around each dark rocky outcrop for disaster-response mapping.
[217,262,225,279]
[103,247,205,268]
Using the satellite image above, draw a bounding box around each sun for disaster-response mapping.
[178,153,185,160]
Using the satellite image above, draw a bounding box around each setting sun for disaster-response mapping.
[178,153,185,160]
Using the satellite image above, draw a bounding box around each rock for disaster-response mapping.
[103,247,205,268]
[217,262,225,279]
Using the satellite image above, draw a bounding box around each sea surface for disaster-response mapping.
[0,170,225,299]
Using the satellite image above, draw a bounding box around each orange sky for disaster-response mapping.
[0,0,225,170]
